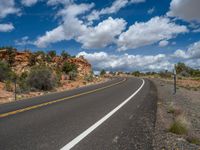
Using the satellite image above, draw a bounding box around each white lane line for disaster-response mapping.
[60,79,145,150]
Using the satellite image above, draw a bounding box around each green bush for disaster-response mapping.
[0,61,12,81]
[27,66,57,91]
[69,70,77,80]
[6,47,16,66]
[29,54,37,66]
[187,137,200,145]
[84,73,94,82]
[45,55,52,62]
[132,71,140,77]
[61,50,70,59]
[5,80,13,92]
[169,120,188,134]
[18,72,30,93]
[159,70,172,78]
[62,62,77,74]
[100,69,106,76]
[48,50,56,58]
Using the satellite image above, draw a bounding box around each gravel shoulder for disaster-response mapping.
[151,78,200,150]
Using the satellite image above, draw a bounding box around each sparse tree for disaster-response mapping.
[48,50,56,58]
[62,62,77,74]
[61,50,70,59]
[100,69,106,76]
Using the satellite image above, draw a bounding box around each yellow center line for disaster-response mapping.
[0,78,127,118]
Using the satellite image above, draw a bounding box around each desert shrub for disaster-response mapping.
[61,50,70,59]
[5,80,13,92]
[176,62,190,74]
[159,70,172,78]
[187,136,200,145]
[29,54,37,66]
[6,47,16,66]
[132,71,140,77]
[18,72,30,93]
[27,66,57,91]
[62,62,77,74]
[169,116,189,135]
[45,54,52,62]
[69,70,78,80]
[48,50,56,58]
[0,61,12,81]
[100,69,106,76]
[84,72,94,82]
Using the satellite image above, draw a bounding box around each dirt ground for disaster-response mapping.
[151,78,200,150]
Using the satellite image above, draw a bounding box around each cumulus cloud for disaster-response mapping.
[15,36,33,46]
[0,0,20,18]
[167,0,200,22]
[35,2,126,49]
[174,40,200,59]
[77,41,200,71]
[77,17,126,49]
[77,51,172,72]
[159,40,169,47]
[87,0,145,22]
[0,23,14,32]
[147,7,155,14]
[47,0,72,6]
[21,0,39,7]
[35,3,93,47]
[117,16,188,51]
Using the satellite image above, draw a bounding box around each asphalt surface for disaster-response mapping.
[0,77,157,150]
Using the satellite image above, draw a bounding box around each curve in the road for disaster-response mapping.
[61,79,145,150]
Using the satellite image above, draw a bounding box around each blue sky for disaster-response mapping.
[0,0,200,72]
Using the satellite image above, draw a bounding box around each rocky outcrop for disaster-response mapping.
[68,56,92,78]
[0,49,92,78]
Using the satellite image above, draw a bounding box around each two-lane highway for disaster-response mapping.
[0,77,157,150]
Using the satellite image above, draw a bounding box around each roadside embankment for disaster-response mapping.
[151,78,200,150]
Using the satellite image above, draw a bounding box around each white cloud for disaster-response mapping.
[21,0,39,7]
[147,7,155,14]
[167,0,200,22]
[117,16,188,51]
[35,2,126,49]
[15,36,33,46]
[47,0,72,6]
[185,59,200,69]
[159,40,169,47]
[87,0,145,22]
[174,40,200,59]
[193,28,200,33]
[77,17,126,49]
[0,0,20,18]
[77,51,172,72]
[35,3,93,47]
[173,49,189,59]
[0,23,14,32]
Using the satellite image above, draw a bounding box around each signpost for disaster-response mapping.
[173,65,177,94]
[14,77,17,101]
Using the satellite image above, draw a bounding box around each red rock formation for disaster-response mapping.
[0,50,92,78]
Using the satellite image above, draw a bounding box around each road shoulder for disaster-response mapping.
[151,78,200,150]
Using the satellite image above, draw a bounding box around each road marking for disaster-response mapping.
[0,78,126,118]
[60,79,145,150]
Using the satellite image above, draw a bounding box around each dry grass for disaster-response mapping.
[187,136,200,145]
[169,115,190,135]
[167,102,189,134]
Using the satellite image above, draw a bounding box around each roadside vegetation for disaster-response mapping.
[0,48,92,95]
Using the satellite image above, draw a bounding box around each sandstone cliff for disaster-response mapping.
[0,49,92,78]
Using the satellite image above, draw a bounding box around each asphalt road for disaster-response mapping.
[0,77,157,150]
